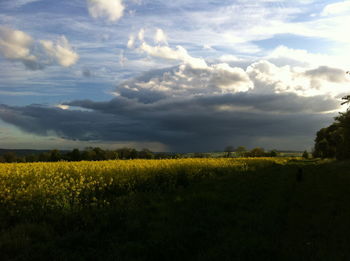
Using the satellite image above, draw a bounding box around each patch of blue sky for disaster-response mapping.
[254,34,336,54]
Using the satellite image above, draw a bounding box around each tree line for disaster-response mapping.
[0,147,178,163]
[0,146,309,163]
[313,92,350,160]
[225,146,309,158]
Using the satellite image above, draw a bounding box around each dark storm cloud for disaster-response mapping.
[0,90,338,151]
[67,92,338,115]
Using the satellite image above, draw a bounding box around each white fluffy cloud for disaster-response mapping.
[116,59,349,104]
[40,36,79,67]
[114,63,253,103]
[139,42,208,69]
[126,29,349,99]
[132,28,208,69]
[0,26,78,70]
[0,26,37,66]
[247,60,349,97]
[87,0,125,22]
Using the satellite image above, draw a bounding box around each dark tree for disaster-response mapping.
[224,146,234,157]
[81,149,97,161]
[236,146,246,157]
[247,147,265,157]
[302,150,309,159]
[70,148,81,161]
[50,150,62,162]
[139,148,154,159]
[269,150,278,157]
[313,71,350,159]
[3,152,17,163]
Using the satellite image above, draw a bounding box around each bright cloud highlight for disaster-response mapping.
[87,0,125,22]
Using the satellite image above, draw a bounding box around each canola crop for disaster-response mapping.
[0,158,291,213]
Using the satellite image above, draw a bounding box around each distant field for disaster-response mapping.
[1,158,350,261]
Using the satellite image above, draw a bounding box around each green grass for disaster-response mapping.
[1,159,350,260]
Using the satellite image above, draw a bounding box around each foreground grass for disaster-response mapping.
[1,158,350,260]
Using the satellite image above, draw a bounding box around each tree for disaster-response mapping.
[269,150,278,157]
[302,150,309,159]
[248,147,265,157]
[70,148,81,161]
[340,71,350,106]
[93,147,106,161]
[130,149,138,159]
[117,147,132,159]
[224,146,234,157]
[236,146,246,157]
[139,148,154,159]
[3,152,17,163]
[25,154,39,162]
[50,149,62,162]
[313,73,350,160]
[81,149,96,161]
[38,152,50,162]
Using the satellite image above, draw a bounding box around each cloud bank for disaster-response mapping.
[0,54,346,151]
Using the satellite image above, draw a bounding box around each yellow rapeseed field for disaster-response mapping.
[0,158,291,213]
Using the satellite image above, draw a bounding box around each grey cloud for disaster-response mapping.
[0,90,338,152]
[304,66,347,82]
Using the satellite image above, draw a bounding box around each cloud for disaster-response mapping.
[0,26,78,70]
[1,0,41,9]
[321,1,350,16]
[139,42,208,69]
[304,66,347,83]
[0,90,337,152]
[0,26,39,70]
[247,60,350,97]
[114,64,253,103]
[127,35,135,48]
[133,29,208,69]
[87,0,125,22]
[40,36,79,67]
[56,104,70,110]
[154,28,167,45]
[219,55,241,62]
[138,28,145,41]
[0,58,345,152]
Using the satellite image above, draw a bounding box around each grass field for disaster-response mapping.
[1,158,350,260]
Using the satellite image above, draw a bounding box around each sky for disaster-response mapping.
[0,0,349,152]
